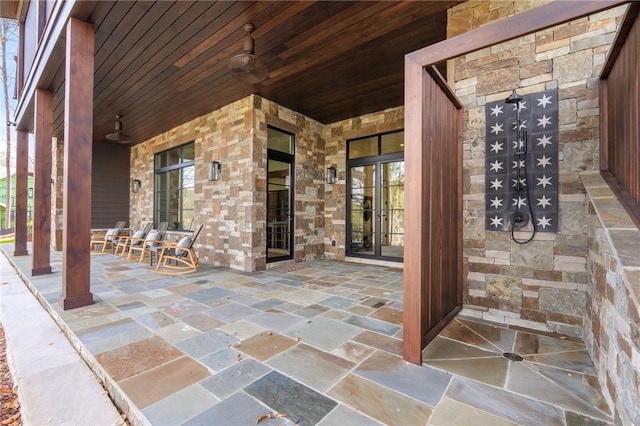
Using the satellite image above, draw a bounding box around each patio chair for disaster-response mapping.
[89,221,126,252]
[127,222,169,262]
[114,221,153,256]
[155,225,203,275]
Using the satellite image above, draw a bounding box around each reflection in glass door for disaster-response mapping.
[348,160,404,260]
[267,127,294,262]
[267,159,291,260]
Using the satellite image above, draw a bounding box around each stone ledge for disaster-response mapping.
[581,171,640,309]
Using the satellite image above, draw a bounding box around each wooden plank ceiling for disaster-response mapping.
[44,1,459,145]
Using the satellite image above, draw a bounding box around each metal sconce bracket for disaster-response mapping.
[132,179,141,193]
[327,166,337,184]
[209,161,222,181]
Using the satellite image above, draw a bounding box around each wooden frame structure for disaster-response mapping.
[599,3,640,228]
[403,0,630,364]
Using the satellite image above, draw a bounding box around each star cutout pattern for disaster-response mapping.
[485,89,558,232]
[490,141,504,153]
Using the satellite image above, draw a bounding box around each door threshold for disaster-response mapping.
[345,257,403,269]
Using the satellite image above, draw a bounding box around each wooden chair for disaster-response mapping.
[114,221,153,256]
[127,222,168,262]
[89,221,126,252]
[155,225,203,275]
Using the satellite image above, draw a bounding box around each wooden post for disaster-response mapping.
[13,130,28,256]
[32,89,53,275]
[60,18,94,310]
[402,57,427,365]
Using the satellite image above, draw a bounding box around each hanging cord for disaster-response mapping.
[511,104,536,244]
[511,160,537,244]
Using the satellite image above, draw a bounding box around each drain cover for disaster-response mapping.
[503,352,523,361]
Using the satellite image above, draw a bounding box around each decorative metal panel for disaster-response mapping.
[485,89,559,232]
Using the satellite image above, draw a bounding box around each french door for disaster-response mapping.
[347,158,404,261]
[267,127,294,262]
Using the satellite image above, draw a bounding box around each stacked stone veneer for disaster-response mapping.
[324,107,405,260]
[450,0,628,336]
[583,172,640,425]
[130,95,330,271]
[129,93,404,271]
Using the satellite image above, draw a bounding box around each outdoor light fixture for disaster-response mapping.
[327,166,337,184]
[208,161,222,181]
[131,179,141,193]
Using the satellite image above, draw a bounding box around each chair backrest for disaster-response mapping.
[144,222,169,248]
[140,221,153,236]
[174,224,203,257]
[105,221,126,241]
[190,224,204,248]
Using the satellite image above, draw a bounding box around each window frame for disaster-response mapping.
[153,142,195,231]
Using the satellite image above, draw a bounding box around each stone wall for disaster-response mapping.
[254,96,327,265]
[583,171,640,425]
[450,1,627,336]
[130,95,330,271]
[324,107,405,260]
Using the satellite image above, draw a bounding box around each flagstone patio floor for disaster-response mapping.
[2,246,612,426]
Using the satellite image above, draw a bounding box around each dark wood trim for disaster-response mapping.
[599,80,609,172]
[32,88,53,276]
[601,2,640,78]
[60,18,94,310]
[408,1,630,67]
[403,57,427,364]
[36,0,46,41]
[599,8,640,227]
[13,130,28,256]
[422,305,463,346]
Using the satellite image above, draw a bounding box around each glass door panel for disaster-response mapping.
[380,161,404,258]
[267,159,292,260]
[349,164,376,255]
[347,161,404,260]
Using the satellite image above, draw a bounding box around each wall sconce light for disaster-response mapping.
[327,166,337,184]
[132,179,141,193]
[208,161,222,181]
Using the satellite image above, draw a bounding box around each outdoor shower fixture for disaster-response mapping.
[484,88,559,241]
[504,89,535,243]
[208,161,222,181]
[326,166,337,184]
[131,179,141,193]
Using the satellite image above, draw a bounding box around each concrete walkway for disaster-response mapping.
[0,253,124,426]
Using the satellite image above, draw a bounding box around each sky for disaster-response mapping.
[0,18,19,179]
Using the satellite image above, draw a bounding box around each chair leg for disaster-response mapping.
[127,247,137,261]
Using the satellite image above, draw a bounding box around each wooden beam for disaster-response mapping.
[402,56,428,364]
[13,130,28,256]
[408,0,630,67]
[32,89,53,275]
[60,18,94,310]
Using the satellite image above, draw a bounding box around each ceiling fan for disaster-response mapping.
[105,114,131,144]
[229,23,268,84]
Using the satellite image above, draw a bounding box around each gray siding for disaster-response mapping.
[92,142,130,228]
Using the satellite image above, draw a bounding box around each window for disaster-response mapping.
[154,142,195,230]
